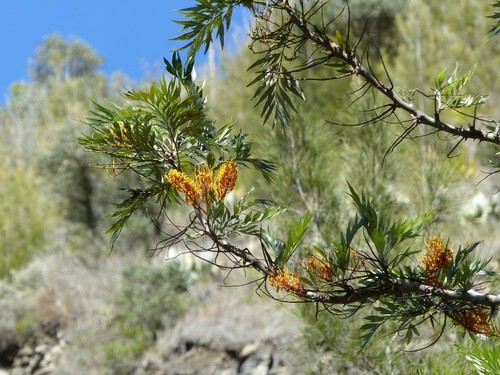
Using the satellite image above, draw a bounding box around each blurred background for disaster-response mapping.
[0,1,498,374]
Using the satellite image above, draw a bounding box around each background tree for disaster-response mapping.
[0,35,159,278]
[30,34,103,83]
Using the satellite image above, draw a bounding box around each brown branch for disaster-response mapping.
[281,2,500,146]
[199,212,272,274]
[213,236,272,275]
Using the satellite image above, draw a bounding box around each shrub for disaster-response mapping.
[104,260,192,374]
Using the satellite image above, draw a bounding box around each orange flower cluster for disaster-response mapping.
[454,308,491,335]
[268,268,305,297]
[303,255,334,282]
[421,236,453,287]
[166,169,201,206]
[166,160,238,207]
[196,165,214,197]
[214,161,238,200]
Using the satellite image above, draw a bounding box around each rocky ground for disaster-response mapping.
[146,281,306,375]
[1,278,308,375]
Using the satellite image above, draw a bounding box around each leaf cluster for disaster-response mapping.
[488,1,500,35]
[173,0,253,57]
[461,342,500,375]
[79,55,274,245]
[434,63,487,113]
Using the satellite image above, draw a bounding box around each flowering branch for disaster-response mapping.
[203,229,499,339]
[205,232,500,307]
[80,44,498,348]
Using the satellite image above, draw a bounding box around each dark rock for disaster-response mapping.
[0,331,21,368]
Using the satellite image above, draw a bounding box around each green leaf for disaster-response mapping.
[173,0,247,58]
[107,187,164,248]
[358,317,387,351]
[435,68,447,89]
[335,29,348,50]
[81,56,278,245]
[248,54,305,129]
[272,211,312,266]
[488,2,500,35]
[460,342,500,375]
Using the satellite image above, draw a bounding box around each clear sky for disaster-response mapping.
[0,0,237,104]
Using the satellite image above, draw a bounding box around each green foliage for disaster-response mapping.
[207,189,286,240]
[247,51,306,129]
[114,261,191,330]
[0,0,497,372]
[348,184,431,269]
[444,242,493,290]
[434,63,487,113]
[266,211,312,267]
[77,2,499,355]
[65,2,500,373]
[0,32,142,267]
[460,342,500,375]
[298,303,475,375]
[30,34,103,82]
[294,185,491,347]
[13,313,38,339]
[105,261,192,374]
[79,58,275,245]
[488,1,500,35]
[173,0,251,56]
[392,0,499,128]
[0,165,58,278]
[104,327,151,375]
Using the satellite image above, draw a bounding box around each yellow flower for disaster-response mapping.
[214,160,238,200]
[268,267,305,297]
[196,165,214,197]
[166,160,238,207]
[166,169,201,206]
[421,236,453,287]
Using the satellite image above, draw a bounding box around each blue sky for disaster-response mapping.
[0,1,247,104]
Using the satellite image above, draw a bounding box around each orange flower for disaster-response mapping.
[214,160,238,200]
[166,169,201,206]
[166,161,238,207]
[268,268,305,297]
[421,236,453,287]
[454,308,491,335]
[349,248,363,271]
[304,255,334,282]
[196,165,214,198]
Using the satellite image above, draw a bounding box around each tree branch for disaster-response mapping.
[281,2,500,146]
[303,280,500,308]
[209,232,500,308]
[213,235,272,275]
[398,280,500,308]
